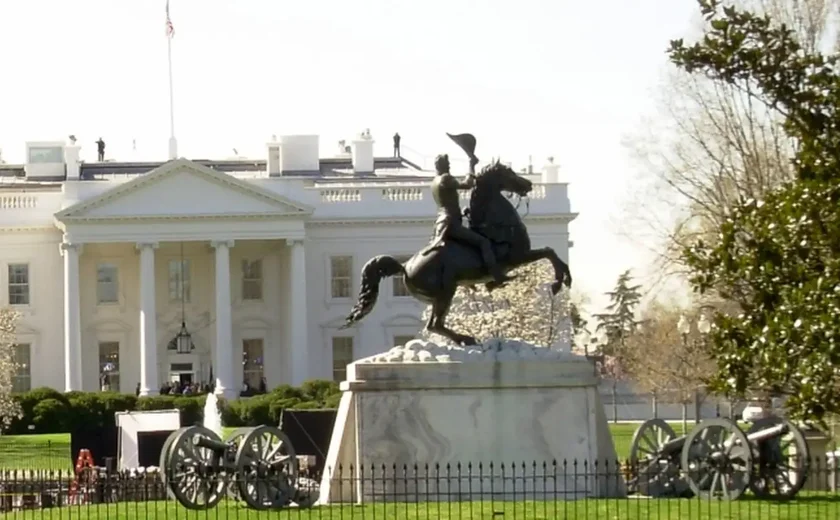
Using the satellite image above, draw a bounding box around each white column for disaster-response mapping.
[61,242,83,392]
[211,240,236,399]
[137,242,159,396]
[288,239,309,386]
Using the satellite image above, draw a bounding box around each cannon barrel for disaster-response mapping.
[658,435,687,455]
[745,422,787,444]
[192,435,230,453]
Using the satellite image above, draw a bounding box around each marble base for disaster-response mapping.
[319,342,625,503]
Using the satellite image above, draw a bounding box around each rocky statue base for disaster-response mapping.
[319,338,625,504]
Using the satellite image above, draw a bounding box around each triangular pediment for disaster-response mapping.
[56,159,313,221]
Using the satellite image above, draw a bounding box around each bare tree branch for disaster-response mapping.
[620,0,838,299]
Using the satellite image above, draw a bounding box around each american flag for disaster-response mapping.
[165,0,175,38]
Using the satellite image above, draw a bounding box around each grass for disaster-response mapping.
[0,423,707,472]
[1,497,838,519]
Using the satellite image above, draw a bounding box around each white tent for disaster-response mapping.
[115,409,181,471]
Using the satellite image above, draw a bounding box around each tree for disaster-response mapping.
[622,0,838,287]
[593,270,643,356]
[421,260,575,347]
[668,0,840,420]
[0,308,22,432]
[622,302,716,430]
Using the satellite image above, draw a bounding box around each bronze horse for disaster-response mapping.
[343,161,572,346]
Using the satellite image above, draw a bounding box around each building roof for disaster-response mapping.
[0,156,422,182]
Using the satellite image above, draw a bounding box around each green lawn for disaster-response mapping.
[0,423,680,472]
[1,497,837,520]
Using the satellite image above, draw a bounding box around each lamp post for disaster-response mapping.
[677,313,711,429]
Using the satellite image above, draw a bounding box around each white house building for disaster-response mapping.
[0,134,575,398]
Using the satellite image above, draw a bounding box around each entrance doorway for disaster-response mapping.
[169,362,194,387]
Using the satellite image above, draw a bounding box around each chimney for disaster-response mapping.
[64,142,81,180]
[542,156,560,184]
[24,142,66,180]
[352,133,375,174]
[266,136,281,176]
[268,135,320,176]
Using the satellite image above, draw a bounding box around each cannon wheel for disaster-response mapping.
[681,418,753,500]
[235,425,299,510]
[160,427,192,499]
[628,418,689,497]
[166,425,228,510]
[747,416,810,500]
[224,427,254,499]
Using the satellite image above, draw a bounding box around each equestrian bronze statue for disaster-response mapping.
[343,133,572,346]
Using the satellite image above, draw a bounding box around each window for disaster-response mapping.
[99,341,120,391]
[330,256,353,298]
[28,146,63,163]
[12,343,31,393]
[392,256,411,297]
[96,264,119,304]
[242,339,264,389]
[332,336,354,382]
[242,259,263,301]
[168,259,191,303]
[8,264,29,306]
[393,335,416,348]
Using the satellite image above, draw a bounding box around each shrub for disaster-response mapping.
[31,398,70,433]
[9,379,341,433]
[9,387,69,434]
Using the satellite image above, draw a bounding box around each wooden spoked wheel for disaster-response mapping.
[165,426,229,510]
[223,427,254,499]
[628,418,688,497]
[681,418,753,500]
[235,425,299,510]
[747,417,810,500]
[159,426,192,500]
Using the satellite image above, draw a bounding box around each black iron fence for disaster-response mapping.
[0,459,838,519]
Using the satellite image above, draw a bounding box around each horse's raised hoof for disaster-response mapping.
[551,281,563,295]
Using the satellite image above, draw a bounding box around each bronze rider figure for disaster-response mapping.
[430,153,514,289]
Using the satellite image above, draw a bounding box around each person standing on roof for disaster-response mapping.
[393,132,401,157]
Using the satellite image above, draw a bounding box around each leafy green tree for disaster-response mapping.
[668,0,840,420]
[593,270,643,356]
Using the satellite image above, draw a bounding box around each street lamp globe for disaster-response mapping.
[677,315,691,336]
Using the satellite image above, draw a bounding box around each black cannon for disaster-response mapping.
[159,425,318,510]
[628,416,809,500]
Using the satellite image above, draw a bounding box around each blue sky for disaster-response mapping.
[0,0,702,312]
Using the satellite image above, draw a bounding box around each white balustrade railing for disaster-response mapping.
[320,189,362,203]
[0,195,38,209]
[315,183,552,204]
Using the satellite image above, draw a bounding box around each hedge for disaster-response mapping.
[6,380,342,435]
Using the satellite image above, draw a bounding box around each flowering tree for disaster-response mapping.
[0,308,22,432]
[421,260,574,347]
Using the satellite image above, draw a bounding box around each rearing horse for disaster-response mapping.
[343,161,572,345]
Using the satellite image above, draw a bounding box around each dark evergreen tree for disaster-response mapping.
[593,270,643,355]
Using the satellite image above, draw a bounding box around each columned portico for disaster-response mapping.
[61,241,83,392]
[52,158,314,394]
[288,239,309,385]
[137,242,159,396]
[212,240,236,399]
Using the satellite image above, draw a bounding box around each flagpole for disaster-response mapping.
[167,2,178,160]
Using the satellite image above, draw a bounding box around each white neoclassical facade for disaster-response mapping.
[0,134,575,398]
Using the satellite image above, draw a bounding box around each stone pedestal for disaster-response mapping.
[319,339,626,504]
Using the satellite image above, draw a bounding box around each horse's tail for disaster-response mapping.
[343,255,406,328]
